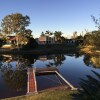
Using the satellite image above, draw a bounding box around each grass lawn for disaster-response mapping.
[3,90,77,100]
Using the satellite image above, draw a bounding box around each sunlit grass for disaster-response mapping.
[3,90,77,100]
[81,46,100,55]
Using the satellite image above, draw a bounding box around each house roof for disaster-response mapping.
[8,36,16,41]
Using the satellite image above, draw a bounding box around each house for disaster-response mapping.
[1,36,17,49]
[38,36,55,45]
[7,36,16,44]
[7,36,28,45]
[66,39,83,45]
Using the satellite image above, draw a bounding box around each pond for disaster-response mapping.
[0,52,100,99]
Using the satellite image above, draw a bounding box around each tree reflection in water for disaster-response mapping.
[0,54,35,92]
[46,54,66,67]
[0,54,40,92]
[83,54,100,68]
[90,55,100,68]
[2,69,27,91]
[0,52,100,92]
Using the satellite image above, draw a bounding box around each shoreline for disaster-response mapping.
[0,47,80,55]
[80,46,100,56]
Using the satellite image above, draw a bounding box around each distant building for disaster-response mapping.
[38,55,55,61]
[7,36,16,44]
[66,39,83,45]
[7,36,27,45]
[38,36,56,44]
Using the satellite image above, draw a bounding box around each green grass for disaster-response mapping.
[2,90,77,100]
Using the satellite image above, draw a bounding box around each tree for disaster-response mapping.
[83,31,100,48]
[1,13,31,50]
[45,30,53,36]
[0,30,6,46]
[91,15,100,30]
[60,36,66,43]
[27,37,38,48]
[85,15,100,48]
[54,31,63,43]
[40,31,53,37]
[22,37,38,50]
[19,29,32,45]
[76,35,84,40]
[91,31,100,47]
[40,32,45,36]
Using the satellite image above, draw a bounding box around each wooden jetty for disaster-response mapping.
[27,68,37,94]
[27,67,77,94]
[36,67,58,73]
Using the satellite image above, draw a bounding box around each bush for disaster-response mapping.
[21,38,38,50]
[72,70,100,100]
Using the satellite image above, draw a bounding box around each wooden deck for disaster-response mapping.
[27,68,37,94]
[36,67,58,73]
[27,67,77,94]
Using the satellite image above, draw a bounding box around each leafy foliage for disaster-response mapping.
[1,13,30,35]
[40,30,53,36]
[73,70,100,100]
[84,30,100,48]
[1,13,32,49]
[21,37,38,50]
[83,15,100,48]
[54,31,63,43]
[91,15,100,30]
[46,54,66,67]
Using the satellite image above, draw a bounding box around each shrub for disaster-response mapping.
[72,70,100,100]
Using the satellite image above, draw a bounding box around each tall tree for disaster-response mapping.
[1,13,31,50]
[54,31,62,43]
[84,31,100,48]
[20,29,32,45]
[40,31,53,37]
[45,30,53,36]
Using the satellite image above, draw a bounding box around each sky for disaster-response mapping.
[0,0,100,38]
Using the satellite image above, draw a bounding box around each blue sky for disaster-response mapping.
[0,0,100,38]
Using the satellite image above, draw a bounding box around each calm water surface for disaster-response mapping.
[0,53,100,99]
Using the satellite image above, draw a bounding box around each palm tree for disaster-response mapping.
[54,31,63,43]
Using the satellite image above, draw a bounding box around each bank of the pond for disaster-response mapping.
[2,90,77,100]
[0,46,80,55]
[81,46,100,55]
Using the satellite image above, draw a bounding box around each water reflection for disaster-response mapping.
[83,54,100,68]
[0,55,35,70]
[0,52,100,99]
[46,54,66,67]
[91,55,100,68]
[0,53,100,70]
[0,58,27,99]
[2,69,27,91]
